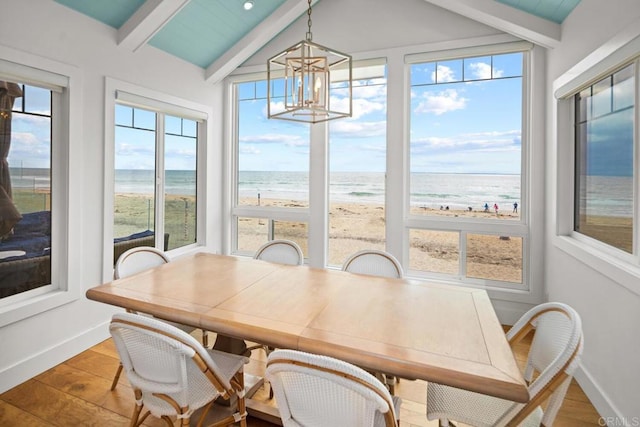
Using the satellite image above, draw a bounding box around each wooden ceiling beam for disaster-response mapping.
[118,0,191,52]
[421,0,561,48]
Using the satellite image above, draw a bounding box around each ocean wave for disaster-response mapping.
[349,191,377,197]
[412,192,456,199]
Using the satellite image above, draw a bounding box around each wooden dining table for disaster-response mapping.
[86,252,528,408]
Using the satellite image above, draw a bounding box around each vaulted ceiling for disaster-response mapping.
[54,0,580,82]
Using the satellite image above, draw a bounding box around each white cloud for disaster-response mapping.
[165,146,196,158]
[12,114,49,126]
[411,130,521,154]
[432,65,457,83]
[268,100,285,115]
[331,96,385,120]
[414,89,467,115]
[10,131,41,146]
[468,62,504,80]
[239,145,261,155]
[330,120,386,137]
[240,133,307,148]
[115,142,154,156]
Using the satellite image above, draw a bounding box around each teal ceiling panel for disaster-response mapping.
[149,0,287,68]
[55,0,145,28]
[495,0,581,24]
[54,0,580,70]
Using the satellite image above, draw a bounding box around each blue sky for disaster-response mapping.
[237,52,524,175]
[7,53,523,174]
[113,106,198,171]
[7,85,51,170]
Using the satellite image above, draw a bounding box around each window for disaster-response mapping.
[233,78,310,256]
[114,103,199,258]
[574,64,634,254]
[0,81,52,298]
[232,63,386,261]
[328,75,387,266]
[229,52,530,288]
[406,45,529,287]
[409,52,523,218]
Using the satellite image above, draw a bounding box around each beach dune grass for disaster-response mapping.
[114,193,196,250]
[13,189,51,213]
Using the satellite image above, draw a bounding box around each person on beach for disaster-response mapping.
[513,202,518,213]
[484,203,489,212]
[494,203,499,214]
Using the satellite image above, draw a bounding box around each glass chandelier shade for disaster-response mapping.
[267,1,352,123]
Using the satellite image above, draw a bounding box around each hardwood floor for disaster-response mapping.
[1,331,602,426]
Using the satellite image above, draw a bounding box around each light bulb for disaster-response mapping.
[243,1,254,10]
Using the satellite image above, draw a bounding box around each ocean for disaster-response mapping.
[239,171,521,211]
[8,168,633,217]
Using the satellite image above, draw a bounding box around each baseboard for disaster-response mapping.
[0,320,111,394]
[574,364,631,426]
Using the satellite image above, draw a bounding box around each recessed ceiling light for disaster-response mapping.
[243,1,254,10]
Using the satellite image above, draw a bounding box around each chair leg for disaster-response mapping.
[236,371,248,427]
[111,362,123,390]
[202,330,209,348]
[385,375,395,395]
[128,403,143,427]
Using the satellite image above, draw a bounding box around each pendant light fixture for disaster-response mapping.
[267,0,352,123]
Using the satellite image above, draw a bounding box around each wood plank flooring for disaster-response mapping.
[1,331,602,426]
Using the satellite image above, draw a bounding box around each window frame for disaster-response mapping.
[553,26,640,297]
[228,74,311,259]
[0,45,82,327]
[113,103,200,252]
[227,39,544,306]
[227,61,388,263]
[404,42,533,292]
[103,78,210,282]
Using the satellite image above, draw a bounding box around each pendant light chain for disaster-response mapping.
[306,0,313,41]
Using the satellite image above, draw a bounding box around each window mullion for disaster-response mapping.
[155,113,165,250]
[635,59,640,256]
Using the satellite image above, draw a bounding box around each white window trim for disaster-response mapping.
[552,16,640,297]
[226,62,383,266]
[0,45,82,327]
[225,75,313,260]
[103,77,212,282]
[403,42,537,295]
[227,38,545,307]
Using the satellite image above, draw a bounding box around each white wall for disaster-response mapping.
[0,0,222,392]
[546,0,640,422]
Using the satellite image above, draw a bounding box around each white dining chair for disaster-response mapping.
[266,349,401,427]
[254,239,304,266]
[110,312,248,427]
[110,246,208,391]
[342,249,404,393]
[342,249,403,279]
[248,239,304,398]
[114,245,171,279]
[426,302,583,427]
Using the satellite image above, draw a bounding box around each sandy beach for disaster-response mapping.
[238,197,524,283]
